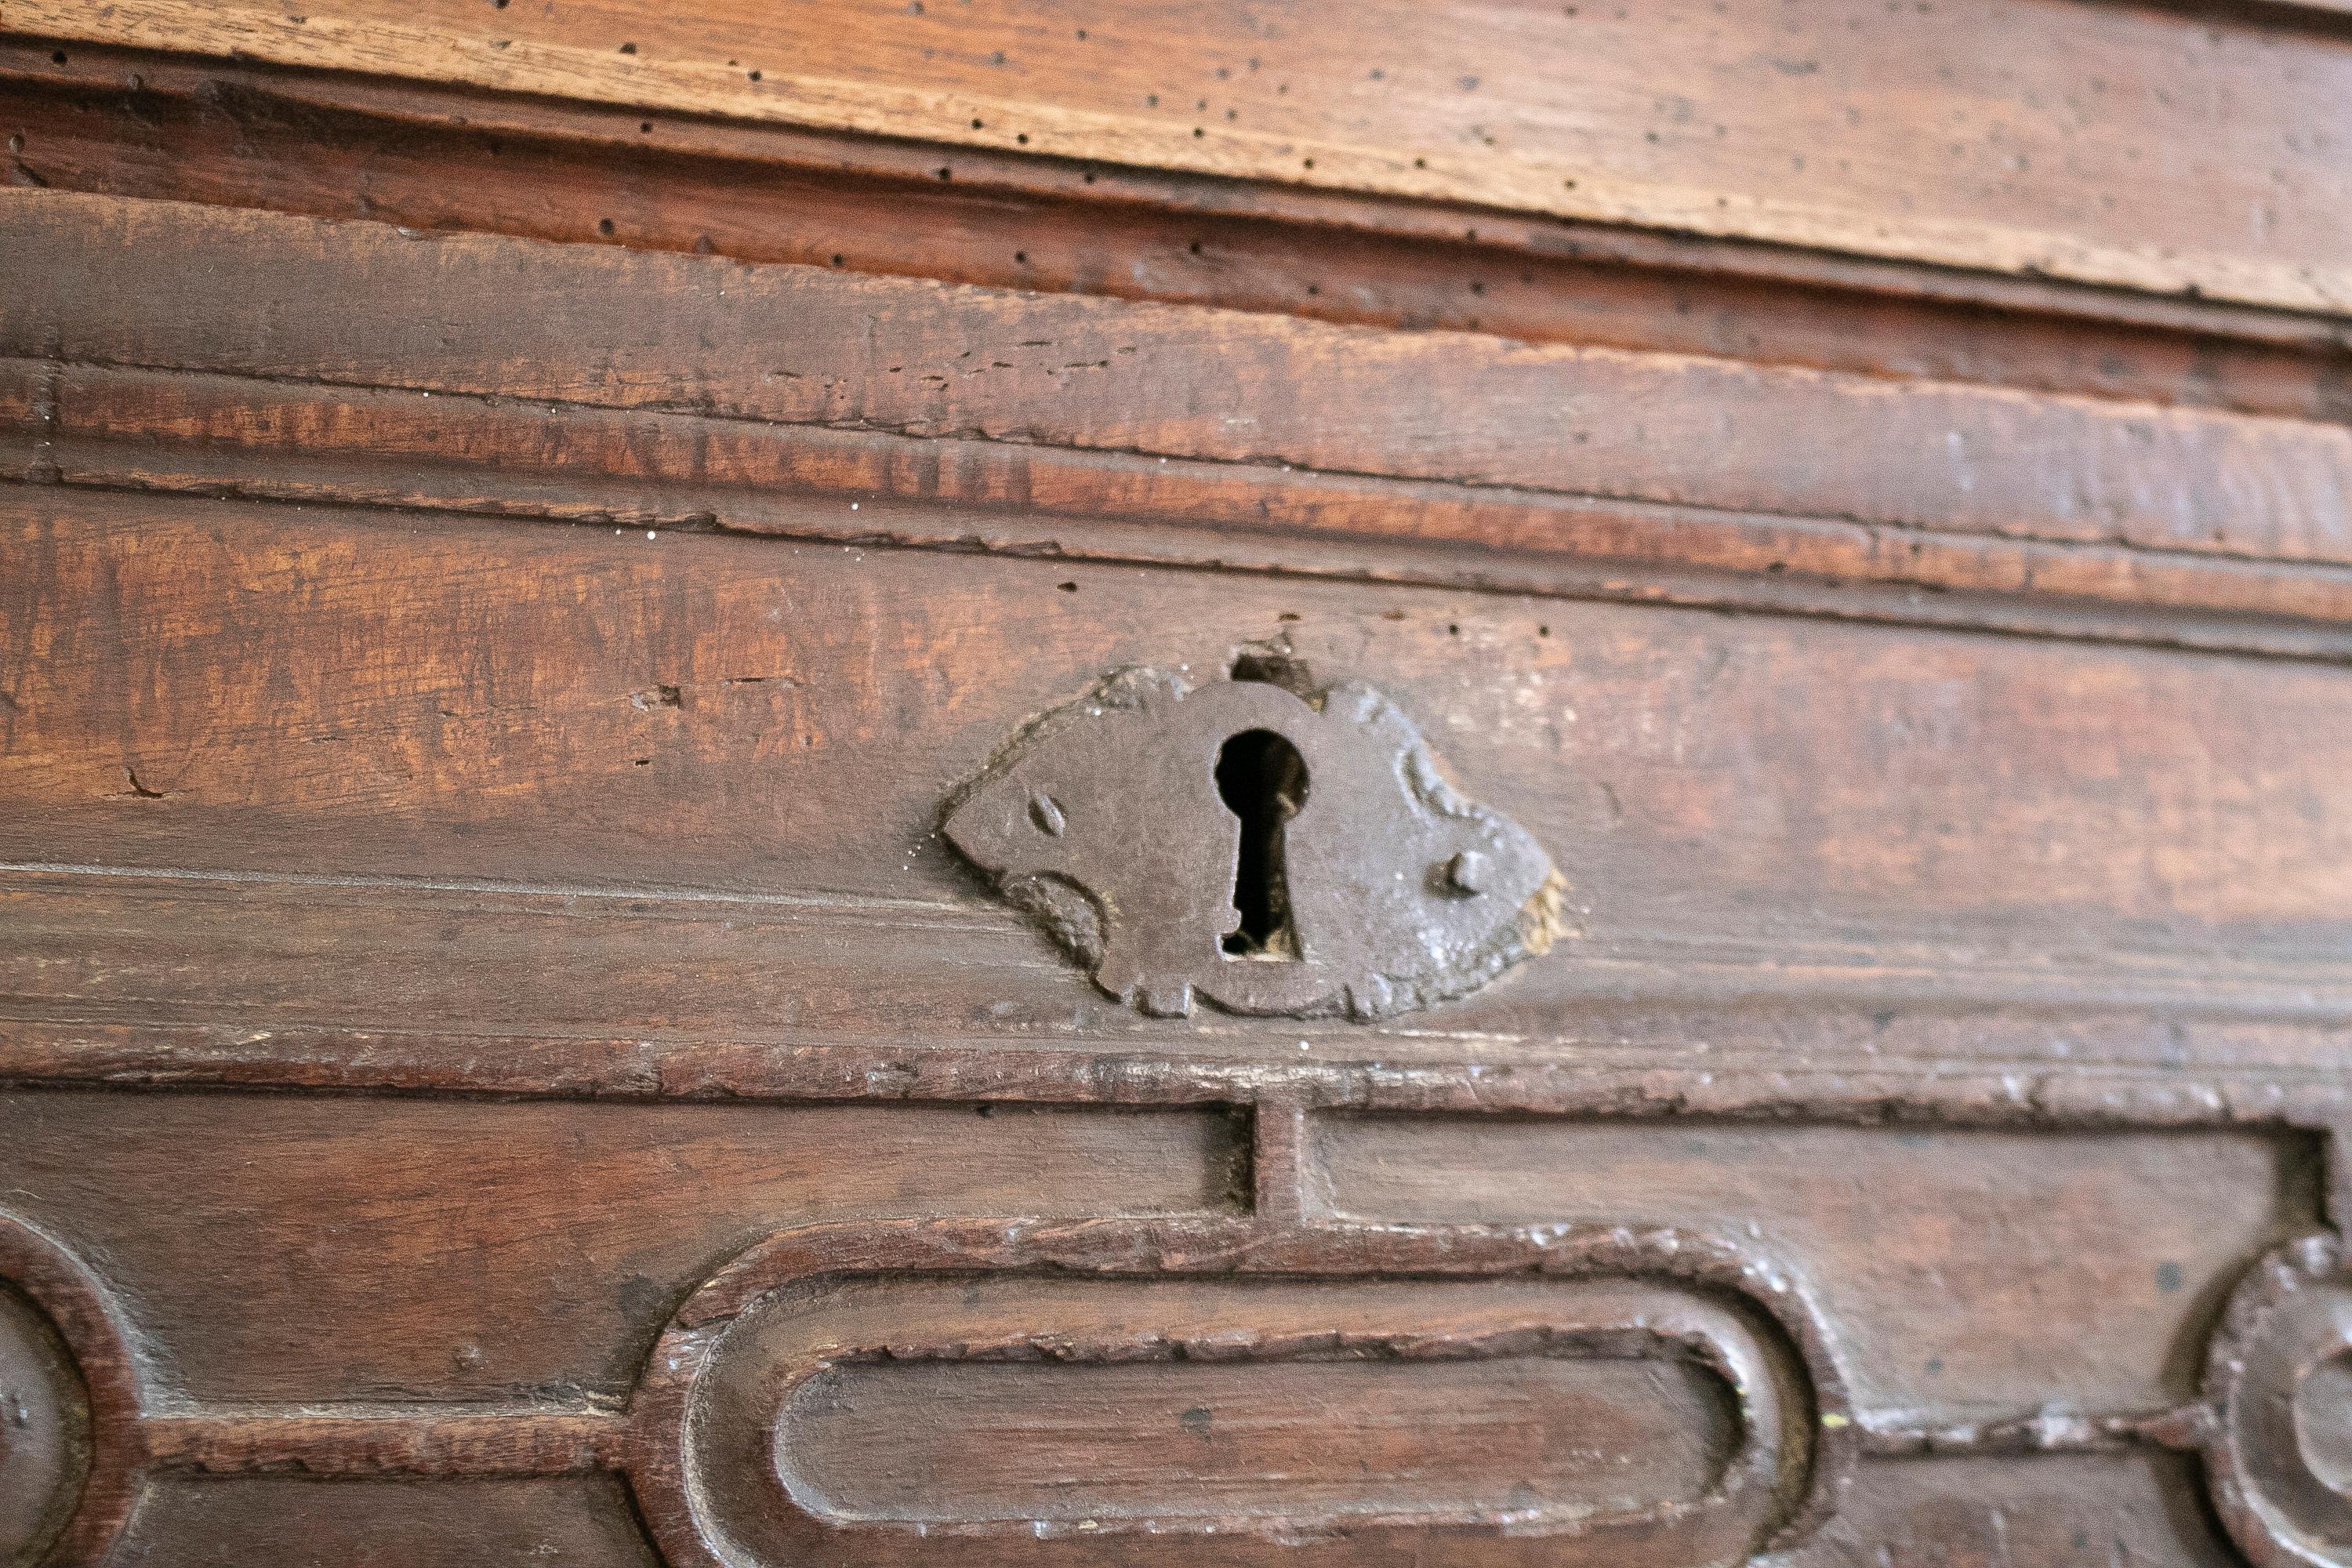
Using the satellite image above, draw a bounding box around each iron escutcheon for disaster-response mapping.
[941,666,1563,1020]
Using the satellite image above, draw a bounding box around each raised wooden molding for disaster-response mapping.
[10,0,2352,314]
[11,192,2352,662]
[8,1139,2343,1563]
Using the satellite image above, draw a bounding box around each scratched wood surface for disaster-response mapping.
[4,3,2352,1565]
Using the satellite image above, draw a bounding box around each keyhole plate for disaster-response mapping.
[941,666,1563,1020]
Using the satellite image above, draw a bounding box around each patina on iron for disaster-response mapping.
[942,663,1564,1020]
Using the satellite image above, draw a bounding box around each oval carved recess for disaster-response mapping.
[0,1212,141,1568]
[620,1218,1842,1568]
[2205,1235,2352,1568]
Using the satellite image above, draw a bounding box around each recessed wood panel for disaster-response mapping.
[1314,1116,2318,1414]
[776,1356,1733,1525]
[1777,1454,2238,1568]
[0,1091,1243,1400]
[652,1232,1819,1567]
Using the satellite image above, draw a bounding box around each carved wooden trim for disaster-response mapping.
[2203,1234,2352,1568]
[0,1213,143,1568]
[16,357,2352,667]
[13,0,2352,313]
[13,189,2352,662]
[9,40,2344,374]
[619,1218,1851,1565]
[3,1127,2338,1560]
[8,1020,2347,1134]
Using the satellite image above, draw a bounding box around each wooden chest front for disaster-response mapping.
[4,3,2352,1563]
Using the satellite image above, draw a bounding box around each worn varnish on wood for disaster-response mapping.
[4,1,2352,1564]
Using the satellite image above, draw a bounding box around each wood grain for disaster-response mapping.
[24,358,2352,662]
[0,1090,1243,1399]
[9,192,2351,577]
[11,0,2352,311]
[776,1356,1733,1522]
[107,1478,661,1568]
[5,16,2352,1559]
[9,859,2352,1100]
[1313,1115,2318,1415]
[10,488,2352,961]
[1777,1454,2238,1568]
[6,44,2348,423]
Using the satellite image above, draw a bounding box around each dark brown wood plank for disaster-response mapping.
[1778,1455,2239,1568]
[13,0,2352,310]
[21,360,2352,661]
[5,45,2348,426]
[9,866,2352,1094]
[3,11,2348,1566]
[0,1090,1243,1400]
[9,192,2351,576]
[1312,1114,2318,1415]
[9,487,2352,969]
[107,1478,659,1568]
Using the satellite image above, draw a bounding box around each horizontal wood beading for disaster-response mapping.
[11,0,2352,312]
[7,193,2350,579]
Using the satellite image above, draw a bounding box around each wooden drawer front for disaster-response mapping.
[5,26,2352,1557]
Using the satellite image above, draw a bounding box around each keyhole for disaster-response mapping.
[1215,728,1309,959]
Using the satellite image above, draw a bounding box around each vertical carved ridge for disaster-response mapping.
[1251,1094,1314,1223]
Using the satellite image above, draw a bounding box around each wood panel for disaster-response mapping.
[11,487,2352,962]
[107,1479,661,1568]
[6,43,2348,426]
[1312,1115,2318,1414]
[25,359,2352,662]
[5,10,2352,1561]
[9,862,2352,1087]
[103,1460,2244,1568]
[776,1357,1732,1522]
[9,192,2351,579]
[0,1090,1243,1399]
[11,0,2352,311]
[1777,1456,2238,1568]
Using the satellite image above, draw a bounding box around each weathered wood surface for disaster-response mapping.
[4,5,2352,1561]
[8,191,2351,574]
[11,486,2352,955]
[11,191,2352,666]
[6,430,2350,1559]
[12,0,2352,311]
[6,42,2347,405]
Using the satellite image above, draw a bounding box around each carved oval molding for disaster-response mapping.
[942,666,1563,1021]
[0,1280,88,1567]
[621,1218,1849,1568]
[2205,1235,2352,1568]
[0,1212,141,1568]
